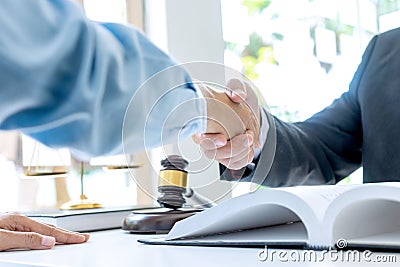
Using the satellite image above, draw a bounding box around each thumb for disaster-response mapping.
[225,88,247,103]
[225,78,247,103]
[0,230,55,251]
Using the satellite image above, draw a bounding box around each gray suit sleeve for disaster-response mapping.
[221,35,378,187]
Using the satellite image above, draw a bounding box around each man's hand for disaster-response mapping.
[192,130,255,170]
[197,80,260,142]
[0,213,89,251]
[193,78,263,170]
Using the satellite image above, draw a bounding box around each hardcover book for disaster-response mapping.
[140,183,400,250]
[26,206,139,232]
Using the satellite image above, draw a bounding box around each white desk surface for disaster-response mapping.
[0,229,398,267]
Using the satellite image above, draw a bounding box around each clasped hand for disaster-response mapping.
[193,78,263,170]
[0,79,262,252]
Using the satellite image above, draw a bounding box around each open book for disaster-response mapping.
[139,183,400,250]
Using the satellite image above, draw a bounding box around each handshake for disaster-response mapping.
[193,78,265,170]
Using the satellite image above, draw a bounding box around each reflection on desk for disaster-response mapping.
[0,230,398,267]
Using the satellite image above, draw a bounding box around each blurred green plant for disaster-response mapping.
[227,0,399,121]
[378,0,400,16]
[242,0,272,14]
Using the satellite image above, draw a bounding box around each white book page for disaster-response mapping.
[166,199,300,240]
[166,222,307,244]
[348,229,400,248]
[322,183,400,246]
[166,185,342,241]
[281,184,359,222]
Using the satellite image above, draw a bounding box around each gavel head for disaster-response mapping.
[157,155,189,209]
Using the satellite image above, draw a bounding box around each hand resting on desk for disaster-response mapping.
[0,212,89,251]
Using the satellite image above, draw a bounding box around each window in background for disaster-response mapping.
[72,0,140,208]
[83,0,127,23]
[222,0,400,120]
[221,0,400,184]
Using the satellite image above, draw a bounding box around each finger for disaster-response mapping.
[225,89,246,103]
[220,148,255,170]
[203,136,253,163]
[246,129,261,149]
[42,223,90,242]
[0,229,55,251]
[226,78,247,103]
[193,132,227,147]
[249,121,261,149]
[226,80,261,147]
[196,134,227,150]
[245,104,261,148]
[192,132,201,144]
[196,83,215,99]
[203,147,218,160]
[10,214,87,244]
[43,223,90,241]
[211,133,253,160]
[214,147,254,167]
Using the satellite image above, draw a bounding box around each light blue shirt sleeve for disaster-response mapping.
[0,0,206,160]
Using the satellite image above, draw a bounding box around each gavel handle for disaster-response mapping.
[185,187,217,208]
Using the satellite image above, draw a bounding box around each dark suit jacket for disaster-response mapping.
[221,28,400,187]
